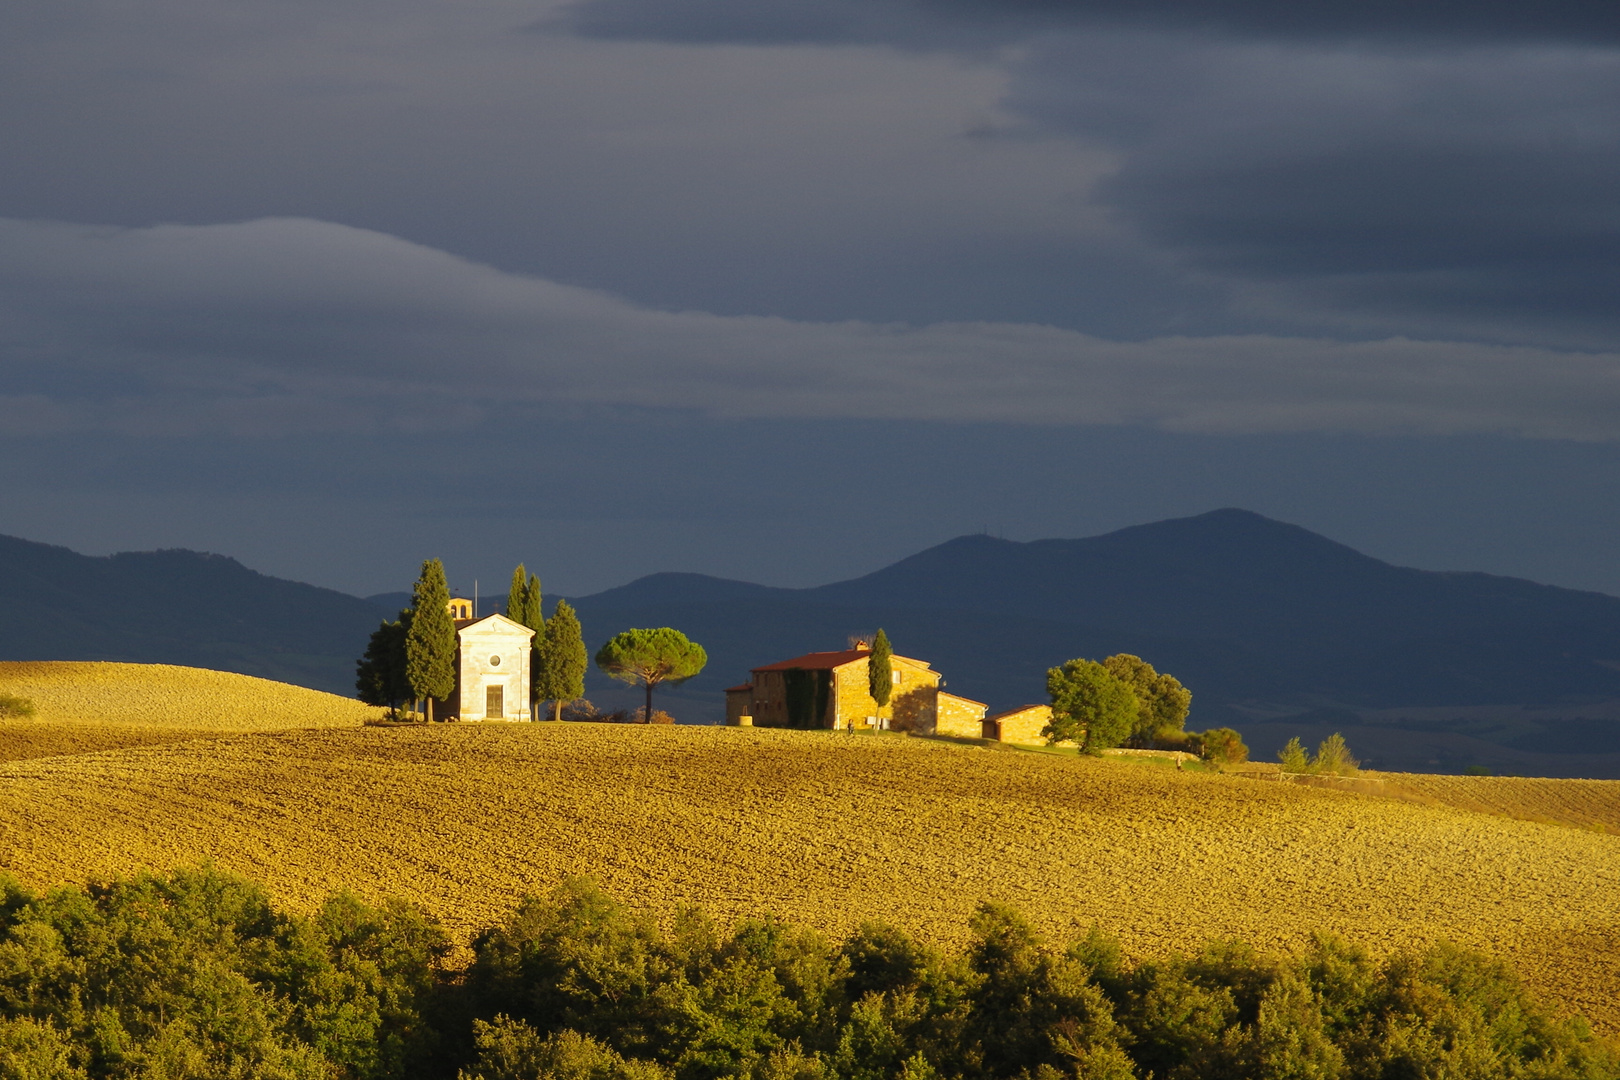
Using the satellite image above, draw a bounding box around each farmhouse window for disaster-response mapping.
[486,684,504,718]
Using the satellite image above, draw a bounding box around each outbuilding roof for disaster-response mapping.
[985,703,1050,722]
[725,683,754,693]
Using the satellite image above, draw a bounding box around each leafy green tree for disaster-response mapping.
[868,630,893,725]
[1102,654,1192,744]
[405,559,457,724]
[1278,738,1309,773]
[1196,728,1248,766]
[538,600,589,723]
[356,612,412,716]
[594,628,706,725]
[1311,734,1359,777]
[0,1017,84,1080]
[457,1019,669,1080]
[1045,660,1139,751]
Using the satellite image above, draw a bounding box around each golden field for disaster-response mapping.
[1378,771,1620,834]
[1,720,1617,1035]
[0,661,382,761]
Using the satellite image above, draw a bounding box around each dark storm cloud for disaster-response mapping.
[5,216,1620,442]
[1009,37,1620,347]
[555,0,1620,347]
[556,0,1620,48]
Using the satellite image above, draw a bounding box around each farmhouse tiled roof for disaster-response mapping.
[751,649,869,672]
[725,683,754,693]
[940,691,988,707]
[751,649,934,672]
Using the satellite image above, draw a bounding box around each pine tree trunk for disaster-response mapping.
[645,681,654,724]
[553,699,563,722]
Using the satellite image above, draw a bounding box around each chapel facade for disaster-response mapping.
[440,597,534,721]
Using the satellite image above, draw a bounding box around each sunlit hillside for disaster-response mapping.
[0,661,381,761]
[1,721,1615,1035]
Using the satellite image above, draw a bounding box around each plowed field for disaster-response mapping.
[0,662,381,761]
[1379,772,1620,834]
[1,722,1616,1034]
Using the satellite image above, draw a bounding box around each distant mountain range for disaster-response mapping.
[7,510,1620,776]
[0,533,385,693]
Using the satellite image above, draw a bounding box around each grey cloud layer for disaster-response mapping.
[557,0,1620,47]
[557,1,1620,348]
[5,217,1620,441]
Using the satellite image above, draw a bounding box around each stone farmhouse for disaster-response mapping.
[726,644,987,737]
[441,597,534,721]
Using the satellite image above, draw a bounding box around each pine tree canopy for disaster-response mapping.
[595,627,706,724]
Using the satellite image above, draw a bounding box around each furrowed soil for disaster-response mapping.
[0,661,381,761]
[1,723,1616,1035]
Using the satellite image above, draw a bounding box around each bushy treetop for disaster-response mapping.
[1045,658,1139,752]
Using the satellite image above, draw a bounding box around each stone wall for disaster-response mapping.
[936,692,988,738]
[831,655,939,731]
[750,670,792,727]
[988,705,1052,745]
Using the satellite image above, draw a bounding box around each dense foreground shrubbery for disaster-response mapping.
[1,868,1613,1080]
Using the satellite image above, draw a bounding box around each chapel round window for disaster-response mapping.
[489,654,502,667]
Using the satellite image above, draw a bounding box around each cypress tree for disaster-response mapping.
[868,629,893,725]
[506,566,544,716]
[405,558,457,723]
[537,599,588,722]
[506,566,528,625]
[522,575,542,632]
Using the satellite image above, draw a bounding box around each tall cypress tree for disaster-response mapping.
[405,558,457,723]
[506,566,528,624]
[868,628,893,726]
[506,565,545,716]
[537,599,587,721]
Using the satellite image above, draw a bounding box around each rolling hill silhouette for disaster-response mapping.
[568,510,1620,774]
[0,533,384,693]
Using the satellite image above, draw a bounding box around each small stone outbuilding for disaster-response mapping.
[983,703,1055,745]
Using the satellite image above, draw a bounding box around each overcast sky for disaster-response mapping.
[3,0,1620,598]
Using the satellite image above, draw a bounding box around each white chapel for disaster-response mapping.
[442,597,534,721]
